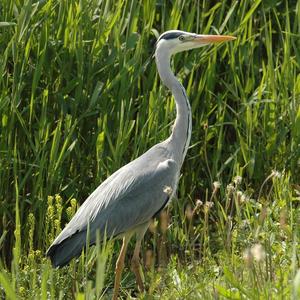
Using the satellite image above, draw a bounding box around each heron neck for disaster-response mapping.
[155,50,192,166]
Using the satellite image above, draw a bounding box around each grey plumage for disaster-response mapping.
[47,142,178,267]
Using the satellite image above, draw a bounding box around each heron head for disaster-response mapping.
[155,30,236,55]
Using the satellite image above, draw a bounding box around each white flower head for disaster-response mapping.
[213,181,221,190]
[250,243,266,262]
[271,170,281,178]
[163,185,173,196]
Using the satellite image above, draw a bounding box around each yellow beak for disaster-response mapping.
[195,35,236,43]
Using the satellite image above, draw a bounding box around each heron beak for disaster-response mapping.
[194,35,236,44]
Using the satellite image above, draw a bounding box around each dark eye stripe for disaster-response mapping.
[158,32,183,41]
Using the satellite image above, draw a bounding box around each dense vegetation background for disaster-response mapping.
[0,0,299,298]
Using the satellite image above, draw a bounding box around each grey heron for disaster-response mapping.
[46,30,235,299]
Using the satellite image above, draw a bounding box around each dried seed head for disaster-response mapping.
[271,170,281,178]
[204,201,214,210]
[240,194,249,204]
[236,191,248,204]
[236,191,243,201]
[213,181,221,190]
[193,199,203,214]
[233,176,242,185]
[226,183,235,195]
[196,199,203,207]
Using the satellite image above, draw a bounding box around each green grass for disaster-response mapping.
[0,0,300,298]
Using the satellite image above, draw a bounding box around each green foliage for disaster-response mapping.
[0,0,299,298]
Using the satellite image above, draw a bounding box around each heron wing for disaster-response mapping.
[51,144,178,246]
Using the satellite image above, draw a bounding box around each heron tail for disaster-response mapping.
[46,231,87,268]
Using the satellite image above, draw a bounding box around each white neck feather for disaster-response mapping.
[155,46,192,166]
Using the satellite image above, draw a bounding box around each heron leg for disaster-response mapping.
[112,235,131,300]
[131,239,144,292]
[131,222,149,293]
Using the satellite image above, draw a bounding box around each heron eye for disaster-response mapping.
[179,35,185,41]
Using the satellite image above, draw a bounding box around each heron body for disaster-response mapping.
[47,30,235,299]
[47,143,178,266]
